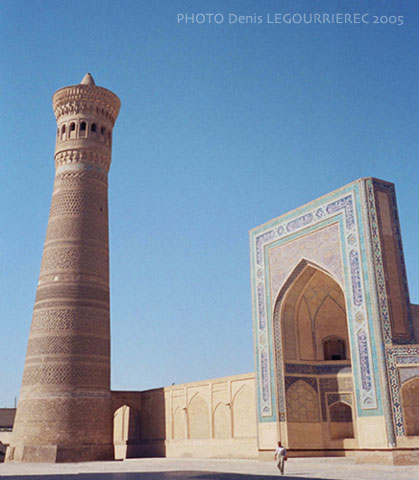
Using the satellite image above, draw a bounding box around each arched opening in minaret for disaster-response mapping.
[273,261,355,448]
[61,124,66,140]
[80,121,87,137]
[91,123,97,139]
[69,122,76,139]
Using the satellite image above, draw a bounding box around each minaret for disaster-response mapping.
[6,74,120,463]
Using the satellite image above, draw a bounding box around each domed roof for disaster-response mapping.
[80,73,95,86]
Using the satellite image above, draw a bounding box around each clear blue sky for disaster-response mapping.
[0,0,418,406]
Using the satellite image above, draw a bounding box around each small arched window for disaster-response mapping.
[61,124,66,140]
[80,121,87,137]
[91,123,97,133]
[101,126,106,135]
[69,122,76,139]
[323,336,346,361]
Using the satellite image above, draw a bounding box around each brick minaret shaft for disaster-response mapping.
[6,74,120,463]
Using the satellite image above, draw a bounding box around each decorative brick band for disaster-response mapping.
[53,84,120,124]
[55,149,111,171]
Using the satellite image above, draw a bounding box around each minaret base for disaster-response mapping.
[6,443,114,463]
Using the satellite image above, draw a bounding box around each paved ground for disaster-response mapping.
[0,457,418,480]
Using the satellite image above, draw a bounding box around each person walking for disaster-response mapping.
[274,441,287,475]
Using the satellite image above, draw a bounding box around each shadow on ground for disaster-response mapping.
[0,472,332,480]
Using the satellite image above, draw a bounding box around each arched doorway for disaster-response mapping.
[113,405,140,459]
[273,261,355,449]
[401,377,419,436]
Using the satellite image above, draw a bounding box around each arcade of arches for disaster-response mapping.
[111,373,258,459]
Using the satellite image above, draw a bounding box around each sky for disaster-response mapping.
[0,0,418,407]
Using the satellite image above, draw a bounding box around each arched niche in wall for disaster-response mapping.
[172,407,186,440]
[213,402,231,439]
[323,336,347,361]
[401,377,419,436]
[328,401,354,439]
[285,379,320,423]
[274,260,350,363]
[188,394,210,439]
[232,384,257,438]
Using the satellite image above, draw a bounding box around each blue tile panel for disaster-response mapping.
[250,179,388,423]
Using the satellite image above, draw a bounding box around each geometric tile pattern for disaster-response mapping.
[365,179,414,345]
[285,363,351,375]
[285,376,318,392]
[285,379,320,422]
[364,179,416,438]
